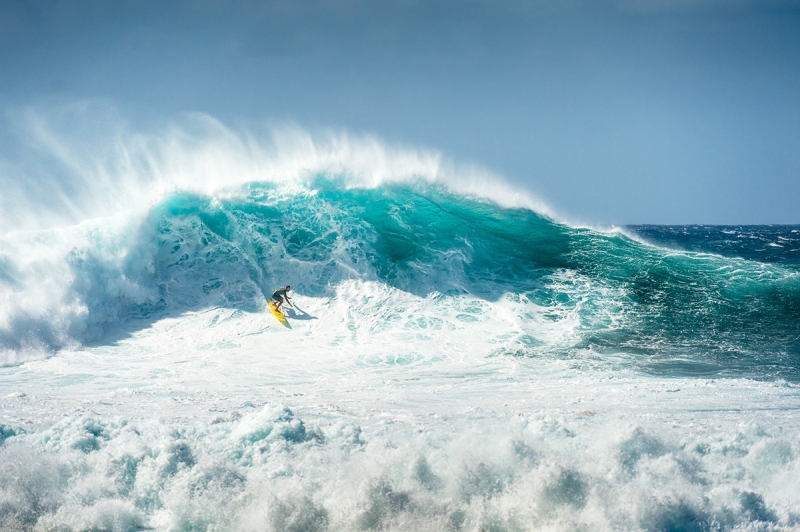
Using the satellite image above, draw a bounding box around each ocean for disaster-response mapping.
[1,133,799,531]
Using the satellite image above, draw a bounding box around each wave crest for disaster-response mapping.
[0,103,547,235]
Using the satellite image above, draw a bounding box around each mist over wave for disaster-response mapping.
[0,104,542,235]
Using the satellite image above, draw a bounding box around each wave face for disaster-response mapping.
[2,179,799,378]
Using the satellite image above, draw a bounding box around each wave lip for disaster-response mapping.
[0,108,550,236]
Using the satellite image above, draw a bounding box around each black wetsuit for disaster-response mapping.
[272,288,289,302]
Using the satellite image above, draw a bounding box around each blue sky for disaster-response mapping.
[1,0,799,223]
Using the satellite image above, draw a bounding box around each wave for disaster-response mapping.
[1,175,798,378]
[0,105,545,235]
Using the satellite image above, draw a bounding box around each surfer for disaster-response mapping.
[271,285,293,311]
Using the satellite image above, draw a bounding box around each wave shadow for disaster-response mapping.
[284,305,317,321]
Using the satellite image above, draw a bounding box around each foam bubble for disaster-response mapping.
[1,400,799,531]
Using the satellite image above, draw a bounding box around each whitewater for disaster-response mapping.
[1,114,799,531]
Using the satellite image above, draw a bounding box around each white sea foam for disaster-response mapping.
[0,210,161,365]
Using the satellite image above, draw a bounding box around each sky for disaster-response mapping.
[1,0,799,224]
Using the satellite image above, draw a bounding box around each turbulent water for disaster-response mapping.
[1,130,799,531]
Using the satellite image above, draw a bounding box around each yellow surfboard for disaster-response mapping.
[269,301,290,327]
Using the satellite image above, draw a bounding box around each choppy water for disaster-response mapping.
[630,225,800,265]
[1,128,799,531]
